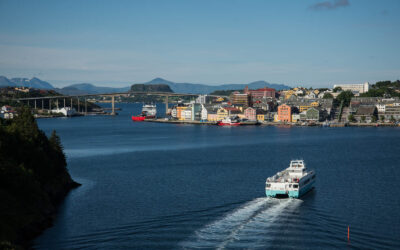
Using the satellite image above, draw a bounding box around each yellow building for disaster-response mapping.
[311,101,319,107]
[292,114,300,122]
[299,105,311,112]
[314,89,320,95]
[274,114,279,122]
[217,107,229,121]
[257,114,265,121]
[207,113,219,122]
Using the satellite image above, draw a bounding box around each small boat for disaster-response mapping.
[265,160,315,198]
[217,117,241,126]
[132,104,157,122]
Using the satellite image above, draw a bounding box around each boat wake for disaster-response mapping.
[180,197,302,249]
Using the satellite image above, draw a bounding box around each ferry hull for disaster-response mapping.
[266,180,315,198]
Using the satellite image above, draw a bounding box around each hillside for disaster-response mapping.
[0,107,79,248]
[131,83,173,92]
[142,78,291,94]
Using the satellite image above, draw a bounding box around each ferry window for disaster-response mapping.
[266,184,271,187]
[293,184,298,188]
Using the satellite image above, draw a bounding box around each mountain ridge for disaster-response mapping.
[0,76,291,95]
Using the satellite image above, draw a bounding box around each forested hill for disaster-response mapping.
[131,83,173,92]
[0,107,79,249]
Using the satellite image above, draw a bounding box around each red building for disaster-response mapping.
[244,86,276,99]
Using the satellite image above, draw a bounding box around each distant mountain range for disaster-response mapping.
[0,76,54,89]
[0,76,291,95]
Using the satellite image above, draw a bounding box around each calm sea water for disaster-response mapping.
[34,103,400,249]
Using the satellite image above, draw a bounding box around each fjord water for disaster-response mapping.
[34,103,400,249]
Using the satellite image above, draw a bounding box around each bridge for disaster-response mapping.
[14,91,227,115]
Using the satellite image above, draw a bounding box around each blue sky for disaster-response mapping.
[0,0,399,88]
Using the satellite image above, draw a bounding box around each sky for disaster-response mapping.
[0,0,399,88]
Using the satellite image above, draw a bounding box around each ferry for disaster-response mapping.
[265,160,315,198]
[132,104,157,121]
[217,117,241,126]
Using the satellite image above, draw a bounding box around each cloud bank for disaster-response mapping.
[309,0,350,11]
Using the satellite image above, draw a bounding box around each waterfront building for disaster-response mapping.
[311,101,319,107]
[376,104,386,113]
[383,105,400,121]
[176,106,187,120]
[299,105,311,112]
[182,109,192,121]
[191,103,202,120]
[51,107,76,117]
[244,86,276,99]
[257,113,265,122]
[230,91,250,107]
[207,111,219,122]
[171,108,177,118]
[217,107,229,121]
[244,107,257,121]
[200,105,208,121]
[305,107,325,122]
[292,114,300,122]
[333,82,370,94]
[277,104,293,122]
[354,106,378,123]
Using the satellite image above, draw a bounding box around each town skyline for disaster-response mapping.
[0,0,399,87]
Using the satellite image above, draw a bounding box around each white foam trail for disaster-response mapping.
[180,198,303,249]
[220,198,303,249]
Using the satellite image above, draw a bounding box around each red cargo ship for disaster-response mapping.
[132,104,157,122]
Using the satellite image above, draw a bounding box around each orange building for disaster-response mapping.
[278,104,292,122]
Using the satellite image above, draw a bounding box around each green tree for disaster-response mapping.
[323,93,334,99]
[333,87,342,93]
[390,115,396,123]
[361,116,366,123]
[348,114,356,122]
[336,90,354,107]
[371,115,377,123]
[380,115,385,122]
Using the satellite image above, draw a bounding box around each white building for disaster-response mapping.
[182,109,192,120]
[200,105,208,121]
[376,104,386,113]
[196,95,207,104]
[51,107,76,116]
[333,82,370,94]
[171,108,177,118]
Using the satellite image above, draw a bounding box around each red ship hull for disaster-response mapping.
[132,116,146,121]
[217,122,241,126]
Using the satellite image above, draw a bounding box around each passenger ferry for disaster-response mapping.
[265,160,315,198]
